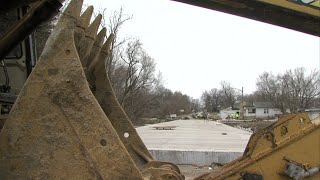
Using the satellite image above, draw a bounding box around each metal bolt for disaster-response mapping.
[281,126,288,135]
[100,139,107,146]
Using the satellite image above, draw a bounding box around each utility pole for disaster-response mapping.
[240,87,244,120]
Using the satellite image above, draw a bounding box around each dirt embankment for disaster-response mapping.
[221,120,274,133]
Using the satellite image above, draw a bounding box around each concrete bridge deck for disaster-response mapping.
[136,120,252,165]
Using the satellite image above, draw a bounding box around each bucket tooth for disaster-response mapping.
[95,27,107,47]
[88,33,113,79]
[84,27,106,78]
[79,5,94,29]
[88,34,154,168]
[78,14,102,66]
[74,5,94,42]
[61,0,83,19]
[85,14,102,40]
[74,5,93,52]
[0,3,143,179]
[101,33,114,54]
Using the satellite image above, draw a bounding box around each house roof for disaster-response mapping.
[253,102,276,108]
[221,107,233,111]
[305,108,320,112]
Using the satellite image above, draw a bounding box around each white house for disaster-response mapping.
[243,105,256,119]
[243,102,290,120]
[219,107,239,119]
[254,102,284,119]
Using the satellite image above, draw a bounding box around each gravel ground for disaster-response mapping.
[177,164,221,180]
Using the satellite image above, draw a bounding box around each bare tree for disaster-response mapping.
[201,88,221,112]
[242,91,264,105]
[256,68,320,113]
[256,72,287,112]
[93,8,168,123]
[190,98,200,113]
[201,82,241,112]
[90,8,196,123]
[92,7,132,81]
[153,89,192,118]
[285,68,319,111]
[105,8,132,79]
[201,90,211,112]
[209,88,222,112]
[220,81,239,108]
[115,39,158,106]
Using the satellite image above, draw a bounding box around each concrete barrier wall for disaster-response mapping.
[149,150,243,165]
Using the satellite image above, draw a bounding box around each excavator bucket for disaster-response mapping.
[86,28,154,168]
[0,0,184,179]
[0,0,143,179]
[75,3,184,180]
[196,113,320,180]
[86,34,184,180]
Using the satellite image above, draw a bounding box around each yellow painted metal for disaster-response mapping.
[196,113,320,179]
[258,0,319,16]
[173,0,320,36]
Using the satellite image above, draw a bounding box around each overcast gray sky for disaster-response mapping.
[85,0,320,99]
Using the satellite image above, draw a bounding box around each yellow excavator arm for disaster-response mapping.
[172,0,320,37]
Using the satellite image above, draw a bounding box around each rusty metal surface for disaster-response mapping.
[0,0,143,179]
[196,113,320,180]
